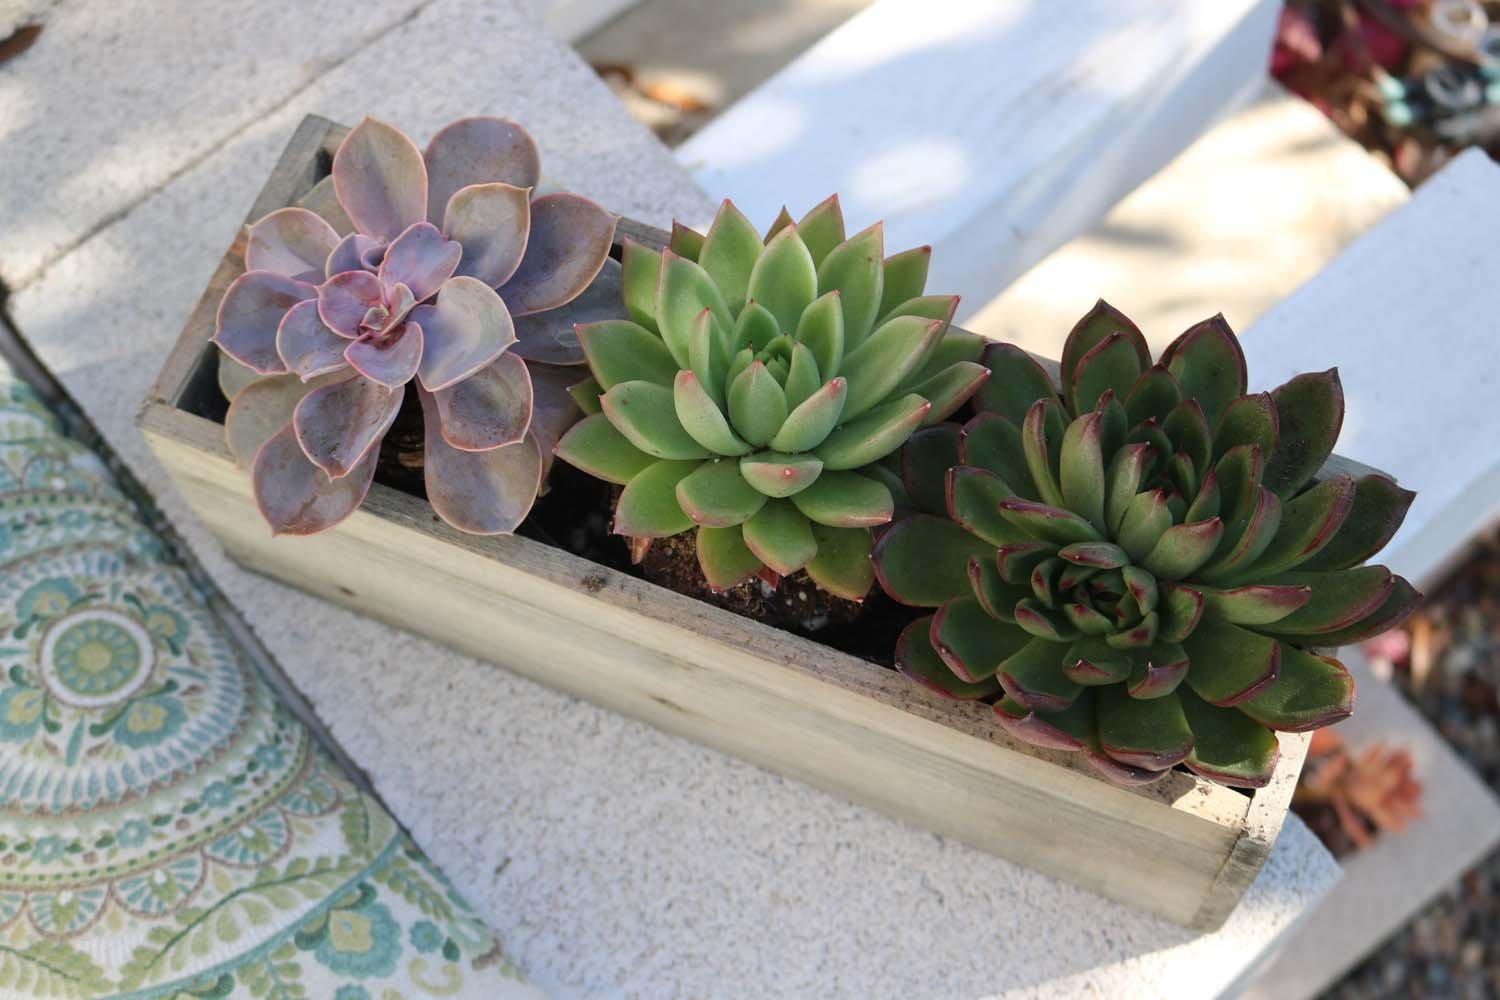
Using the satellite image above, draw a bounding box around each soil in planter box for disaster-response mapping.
[370,391,919,666]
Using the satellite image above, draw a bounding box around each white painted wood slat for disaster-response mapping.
[675,0,1280,322]
[1242,149,1500,591]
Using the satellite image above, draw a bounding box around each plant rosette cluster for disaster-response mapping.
[554,197,990,599]
[873,302,1418,788]
[214,116,619,536]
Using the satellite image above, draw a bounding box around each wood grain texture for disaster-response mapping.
[139,114,1321,930]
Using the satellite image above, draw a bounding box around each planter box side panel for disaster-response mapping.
[140,408,1263,928]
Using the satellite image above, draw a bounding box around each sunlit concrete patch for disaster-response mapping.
[0,0,437,290]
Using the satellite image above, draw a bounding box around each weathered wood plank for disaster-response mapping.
[141,399,1268,927]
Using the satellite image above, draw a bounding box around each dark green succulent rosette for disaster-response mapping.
[555,197,989,598]
[871,302,1418,788]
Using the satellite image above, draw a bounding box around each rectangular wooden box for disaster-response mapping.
[139,114,1316,931]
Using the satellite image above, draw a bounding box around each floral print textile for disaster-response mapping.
[0,369,544,998]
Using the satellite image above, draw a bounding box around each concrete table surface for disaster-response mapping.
[1,1,1339,995]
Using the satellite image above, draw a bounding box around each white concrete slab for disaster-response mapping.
[0,0,439,289]
[675,0,1280,322]
[1245,652,1500,1000]
[969,85,1409,356]
[8,1,1340,995]
[1241,149,1500,591]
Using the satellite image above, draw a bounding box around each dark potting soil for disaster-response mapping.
[373,391,918,668]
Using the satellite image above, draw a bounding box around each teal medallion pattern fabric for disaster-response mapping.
[0,369,544,998]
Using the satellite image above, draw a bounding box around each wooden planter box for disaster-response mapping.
[139,114,1319,931]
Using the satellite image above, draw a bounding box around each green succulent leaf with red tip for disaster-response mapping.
[559,197,983,597]
[875,302,1417,789]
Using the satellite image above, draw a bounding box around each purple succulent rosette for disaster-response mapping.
[214,116,618,535]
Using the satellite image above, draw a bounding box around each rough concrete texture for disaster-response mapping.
[7,1,1340,995]
[0,0,466,288]
[1246,652,1500,1000]
[969,84,1410,356]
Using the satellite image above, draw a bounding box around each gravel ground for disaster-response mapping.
[1322,527,1500,998]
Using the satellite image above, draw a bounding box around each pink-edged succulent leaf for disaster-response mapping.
[1160,315,1247,428]
[443,182,531,288]
[292,374,403,479]
[417,385,542,534]
[1264,368,1344,499]
[896,616,1002,700]
[411,276,518,391]
[333,117,428,242]
[1178,686,1280,787]
[994,691,1094,750]
[976,343,1060,426]
[930,597,1030,683]
[344,323,424,388]
[739,452,822,498]
[1256,566,1394,638]
[1059,300,1151,403]
[214,271,316,374]
[556,409,654,484]
[423,117,541,226]
[499,193,617,317]
[1200,583,1313,625]
[805,523,876,600]
[379,222,461,302]
[1069,331,1144,417]
[1238,644,1356,731]
[1126,643,1190,699]
[742,500,817,575]
[997,498,1102,546]
[946,473,1023,554]
[318,269,383,338]
[326,232,382,279]
[251,423,377,536]
[1243,474,1356,578]
[246,207,340,283]
[968,556,1027,622]
[512,257,625,365]
[1158,582,1204,643]
[613,459,698,537]
[696,525,764,591]
[997,636,1082,712]
[515,361,580,484]
[1182,618,1282,706]
[1085,746,1172,786]
[1296,474,1415,572]
[1141,517,1223,580]
[1095,686,1194,771]
[1300,573,1420,646]
[224,373,331,466]
[1062,637,1132,686]
[430,352,533,451]
[872,515,995,606]
[276,299,351,381]
[676,459,767,527]
[900,424,962,515]
[789,471,893,527]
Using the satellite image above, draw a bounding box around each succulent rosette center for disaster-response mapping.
[212,116,620,537]
[873,302,1418,788]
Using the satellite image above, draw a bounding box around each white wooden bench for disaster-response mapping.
[675,0,1280,319]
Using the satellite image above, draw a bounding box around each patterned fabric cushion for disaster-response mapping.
[0,369,545,998]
